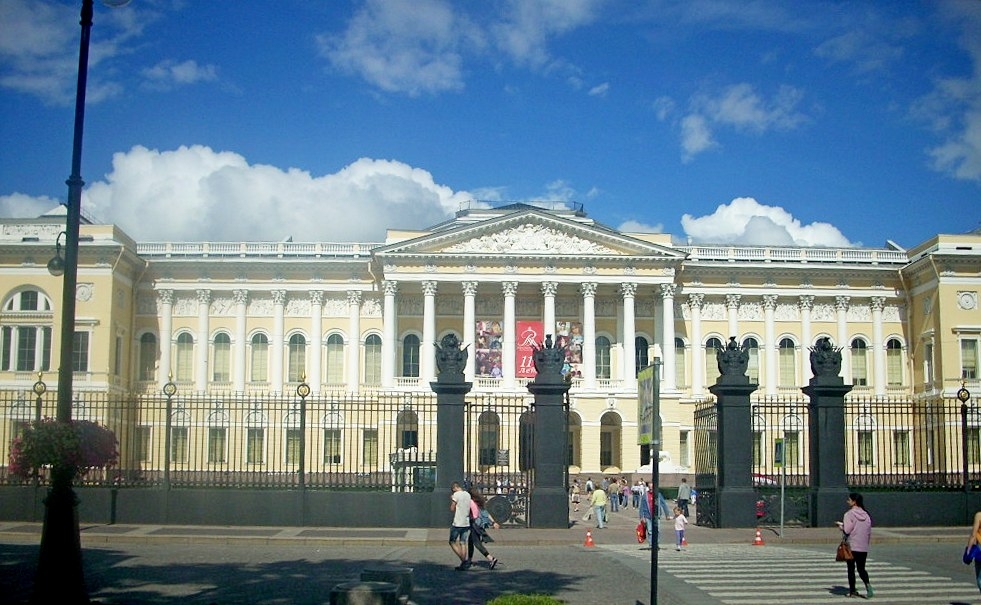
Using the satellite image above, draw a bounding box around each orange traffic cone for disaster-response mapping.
[752,528,765,546]
[584,530,595,547]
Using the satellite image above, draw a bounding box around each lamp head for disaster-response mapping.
[47,233,66,276]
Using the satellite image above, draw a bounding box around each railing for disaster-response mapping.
[679,245,909,265]
[136,241,383,258]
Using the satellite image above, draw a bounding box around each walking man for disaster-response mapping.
[449,482,473,570]
[676,478,692,517]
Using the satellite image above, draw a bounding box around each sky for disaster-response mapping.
[1,0,980,249]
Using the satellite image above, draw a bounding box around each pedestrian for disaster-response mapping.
[570,479,582,513]
[609,478,620,512]
[967,510,981,593]
[449,481,472,570]
[676,478,692,517]
[639,487,656,549]
[585,477,594,494]
[467,488,499,569]
[835,492,873,598]
[621,480,631,509]
[673,506,688,551]
[589,484,608,528]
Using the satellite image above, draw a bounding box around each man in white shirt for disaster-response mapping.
[449,481,473,570]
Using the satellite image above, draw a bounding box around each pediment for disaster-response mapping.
[374,209,684,260]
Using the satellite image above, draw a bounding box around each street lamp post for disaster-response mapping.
[35,2,129,602]
[296,377,311,489]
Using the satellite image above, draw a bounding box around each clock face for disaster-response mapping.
[958,292,978,311]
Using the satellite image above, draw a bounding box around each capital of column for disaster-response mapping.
[308,290,323,305]
[620,282,637,298]
[659,283,676,299]
[835,296,850,311]
[157,289,174,305]
[347,290,362,306]
[688,293,704,308]
[272,289,287,306]
[462,281,478,296]
[725,294,741,309]
[422,281,438,296]
[383,280,399,296]
[196,289,212,305]
[762,294,778,310]
[502,281,518,297]
[799,295,815,310]
[541,281,558,297]
[581,282,597,297]
[233,289,249,305]
[870,296,886,311]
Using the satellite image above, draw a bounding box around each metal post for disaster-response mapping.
[296,379,310,490]
[650,357,661,605]
[959,383,973,492]
[32,373,46,423]
[163,378,176,491]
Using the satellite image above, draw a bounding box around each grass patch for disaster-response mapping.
[485,595,565,605]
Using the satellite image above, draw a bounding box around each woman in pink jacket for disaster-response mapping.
[836,492,873,598]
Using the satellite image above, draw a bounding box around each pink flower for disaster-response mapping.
[7,418,119,479]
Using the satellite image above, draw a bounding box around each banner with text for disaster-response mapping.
[516,320,544,378]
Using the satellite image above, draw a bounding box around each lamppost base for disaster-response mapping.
[33,483,88,604]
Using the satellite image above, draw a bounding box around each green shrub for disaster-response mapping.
[485,595,565,605]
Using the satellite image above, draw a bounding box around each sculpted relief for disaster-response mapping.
[445,223,621,255]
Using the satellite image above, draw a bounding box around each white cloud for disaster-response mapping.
[618,220,663,234]
[6,145,469,242]
[491,0,601,68]
[142,59,218,91]
[588,82,609,97]
[681,197,855,247]
[680,114,716,162]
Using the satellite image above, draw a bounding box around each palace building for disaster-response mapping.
[0,202,979,481]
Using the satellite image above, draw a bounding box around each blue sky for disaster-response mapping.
[0,0,979,248]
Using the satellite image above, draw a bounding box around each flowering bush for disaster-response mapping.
[8,418,119,479]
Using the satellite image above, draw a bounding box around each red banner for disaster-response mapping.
[516,321,544,378]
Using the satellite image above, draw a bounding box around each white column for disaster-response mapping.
[463,281,477,383]
[763,294,778,396]
[621,283,637,382]
[347,290,362,393]
[381,280,398,388]
[421,281,437,384]
[502,281,518,389]
[726,294,740,340]
[195,289,211,393]
[582,282,597,390]
[309,291,323,393]
[660,284,676,391]
[799,295,814,383]
[689,293,704,396]
[542,281,557,340]
[836,296,851,381]
[871,296,886,396]
[158,289,174,388]
[233,289,248,393]
[271,289,286,393]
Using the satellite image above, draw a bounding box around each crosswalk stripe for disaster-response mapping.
[598,544,979,604]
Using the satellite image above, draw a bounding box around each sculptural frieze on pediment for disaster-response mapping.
[444,224,621,255]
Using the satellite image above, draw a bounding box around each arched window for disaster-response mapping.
[478,411,500,466]
[743,337,760,383]
[674,337,687,387]
[250,333,269,382]
[599,412,622,470]
[174,333,194,381]
[886,338,903,386]
[778,338,797,387]
[595,336,612,379]
[288,334,306,382]
[213,333,231,382]
[567,412,582,467]
[402,334,420,378]
[851,338,868,386]
[397,409,419,449]
[364,334,382,385]
[635,336,649,376]
[705,337,723,385]
[138,333,157,381]
[326,334,344,384]
[0,289,53,372]
[519,410,535,472]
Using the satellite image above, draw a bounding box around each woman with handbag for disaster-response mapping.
[466,488,500,569]
[836,492,873,598]
[966,511,981,592]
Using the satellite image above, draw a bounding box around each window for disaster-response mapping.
[0,290,53,372]
[135,426,151,463]
[71,331,89,372]
[285,428,301,465]
[213,333,231,382]
[247,428,265,464]
[362,429,378,467]
[169,427,188,464]
[478,411,499,466]
[397,410,419,449]
[599,412,621,469]
[963,339,979,380]
[674,337,686,387]
[635,336,649,376]
[287,334,306,382]
[743,338,760,383]
[250,333,269,382]
[969,428,981,466]
[519,411,534,472]
[364,334,382,385]
[892,430,910,467]
[752,431,763,466]
[402,334,420,378]
[595,336,611,379]
[857,431,874,466]
[679,430,690,467]
[778,338,797,387]
[784,431,800,468]
[851,338,868,386]
[886,339,903,386]
[326,334,344,384]
[924,342,934,385]
[324,429,342,465]
[208,428,227,464]
[114,335,123,376]
[567,413,582,467]
[705,337,723,385]
[174,333,194,381]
